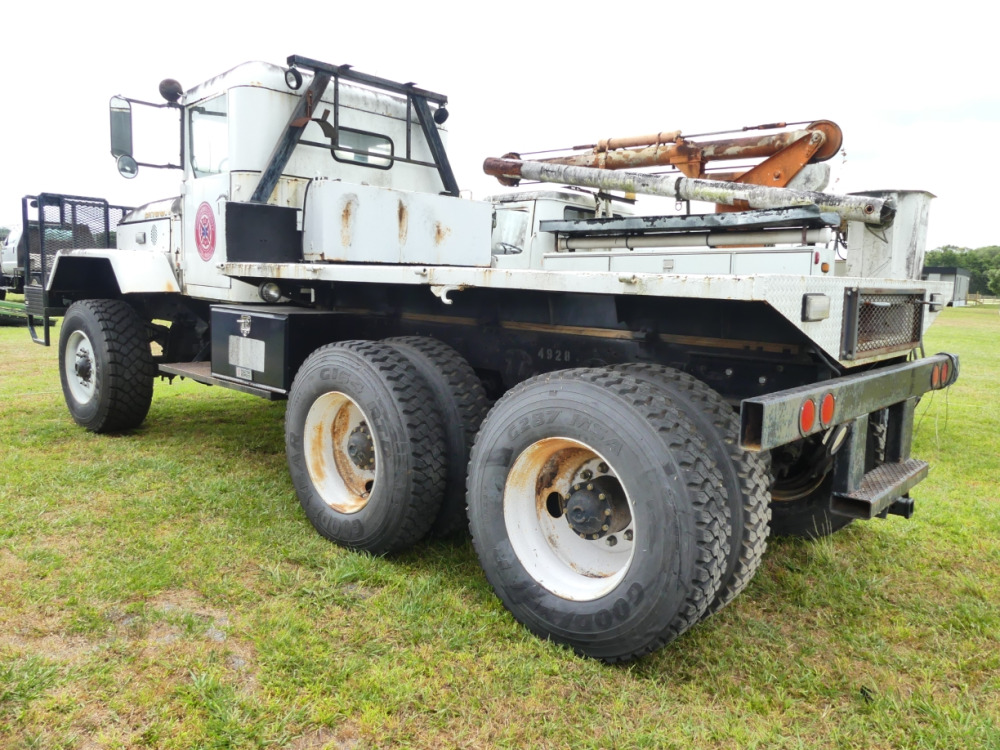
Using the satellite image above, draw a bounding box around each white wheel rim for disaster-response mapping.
[504,437,635,601]
[303,392,377,514]
[64,330,97,405]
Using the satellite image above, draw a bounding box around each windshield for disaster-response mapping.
[189,94,228,178]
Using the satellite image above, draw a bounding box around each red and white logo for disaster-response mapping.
[195,202,216,261]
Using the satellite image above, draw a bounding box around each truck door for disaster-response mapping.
[183,94,231,294]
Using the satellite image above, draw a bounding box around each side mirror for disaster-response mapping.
[110,96,134,159]
[116,154,139,179]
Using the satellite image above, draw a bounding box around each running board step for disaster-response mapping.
[831,459,928,520]
[159,361,287,401]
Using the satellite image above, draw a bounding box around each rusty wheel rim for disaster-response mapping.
[303,392,377,514]
[503,437,635,601]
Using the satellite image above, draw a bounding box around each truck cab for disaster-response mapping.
[108,60,465,303]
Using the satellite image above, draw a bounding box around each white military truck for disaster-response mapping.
[19,55,958,662]
[1,226,25,298]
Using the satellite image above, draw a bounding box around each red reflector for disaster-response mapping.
[931,364,941,389]
[820,392,835,427]
[800,399,817,434]
[941,361,950,385]
[814,251,820,264]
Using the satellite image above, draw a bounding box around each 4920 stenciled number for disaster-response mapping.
[537,348,570,363]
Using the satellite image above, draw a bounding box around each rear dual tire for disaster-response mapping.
[466,368,731,662]
[611,364,771,615]
[284,341,447,555]
[383,337,489,538]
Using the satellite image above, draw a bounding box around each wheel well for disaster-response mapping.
[49,257,122,300]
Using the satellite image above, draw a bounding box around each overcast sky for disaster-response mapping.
[2,1,995,250]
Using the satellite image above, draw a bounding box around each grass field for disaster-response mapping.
[1,307,998,749]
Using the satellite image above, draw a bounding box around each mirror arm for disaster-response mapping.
[118,96,182,110]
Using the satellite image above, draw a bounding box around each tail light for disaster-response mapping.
[820,392,836,427]
[799,399,817,435]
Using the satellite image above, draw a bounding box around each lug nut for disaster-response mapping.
[598,462,609,474]
[580,469,593,480]
[607,535,618,547]
[624,529,633,541]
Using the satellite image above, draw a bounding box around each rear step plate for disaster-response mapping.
[831,459,928,519]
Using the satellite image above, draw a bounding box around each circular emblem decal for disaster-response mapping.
[195,202,216,261]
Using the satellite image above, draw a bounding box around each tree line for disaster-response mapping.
[924,246,1000,296]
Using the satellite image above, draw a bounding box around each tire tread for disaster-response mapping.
[469,367,731,662]
[613,364,771,615]
[287,340,447,554]
[60,299,154,433]
[384,336,489,537]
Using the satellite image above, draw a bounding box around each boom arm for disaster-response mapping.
[483,156,892,225]
[497,120,844,200]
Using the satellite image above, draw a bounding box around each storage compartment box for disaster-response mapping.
[302,179,492,266]
[210,305,343,391]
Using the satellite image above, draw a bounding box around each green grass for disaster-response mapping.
[1,307,998,748]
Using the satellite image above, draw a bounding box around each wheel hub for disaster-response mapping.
[502,437,637,601]
[304,391,377,514]
[346,423,374,469]
[565,475,629,540]
[63,329,98,406]
[74,351,93,383]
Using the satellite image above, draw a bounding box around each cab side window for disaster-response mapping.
[189,95,229,178]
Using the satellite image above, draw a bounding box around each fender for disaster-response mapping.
[47,249,180,296]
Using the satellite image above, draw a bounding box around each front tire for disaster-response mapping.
[284,341,447,555]
[58,299,154,433]
[467,369,729,662]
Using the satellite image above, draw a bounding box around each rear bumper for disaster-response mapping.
[740,353,959,519]
[740,353,959,453]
